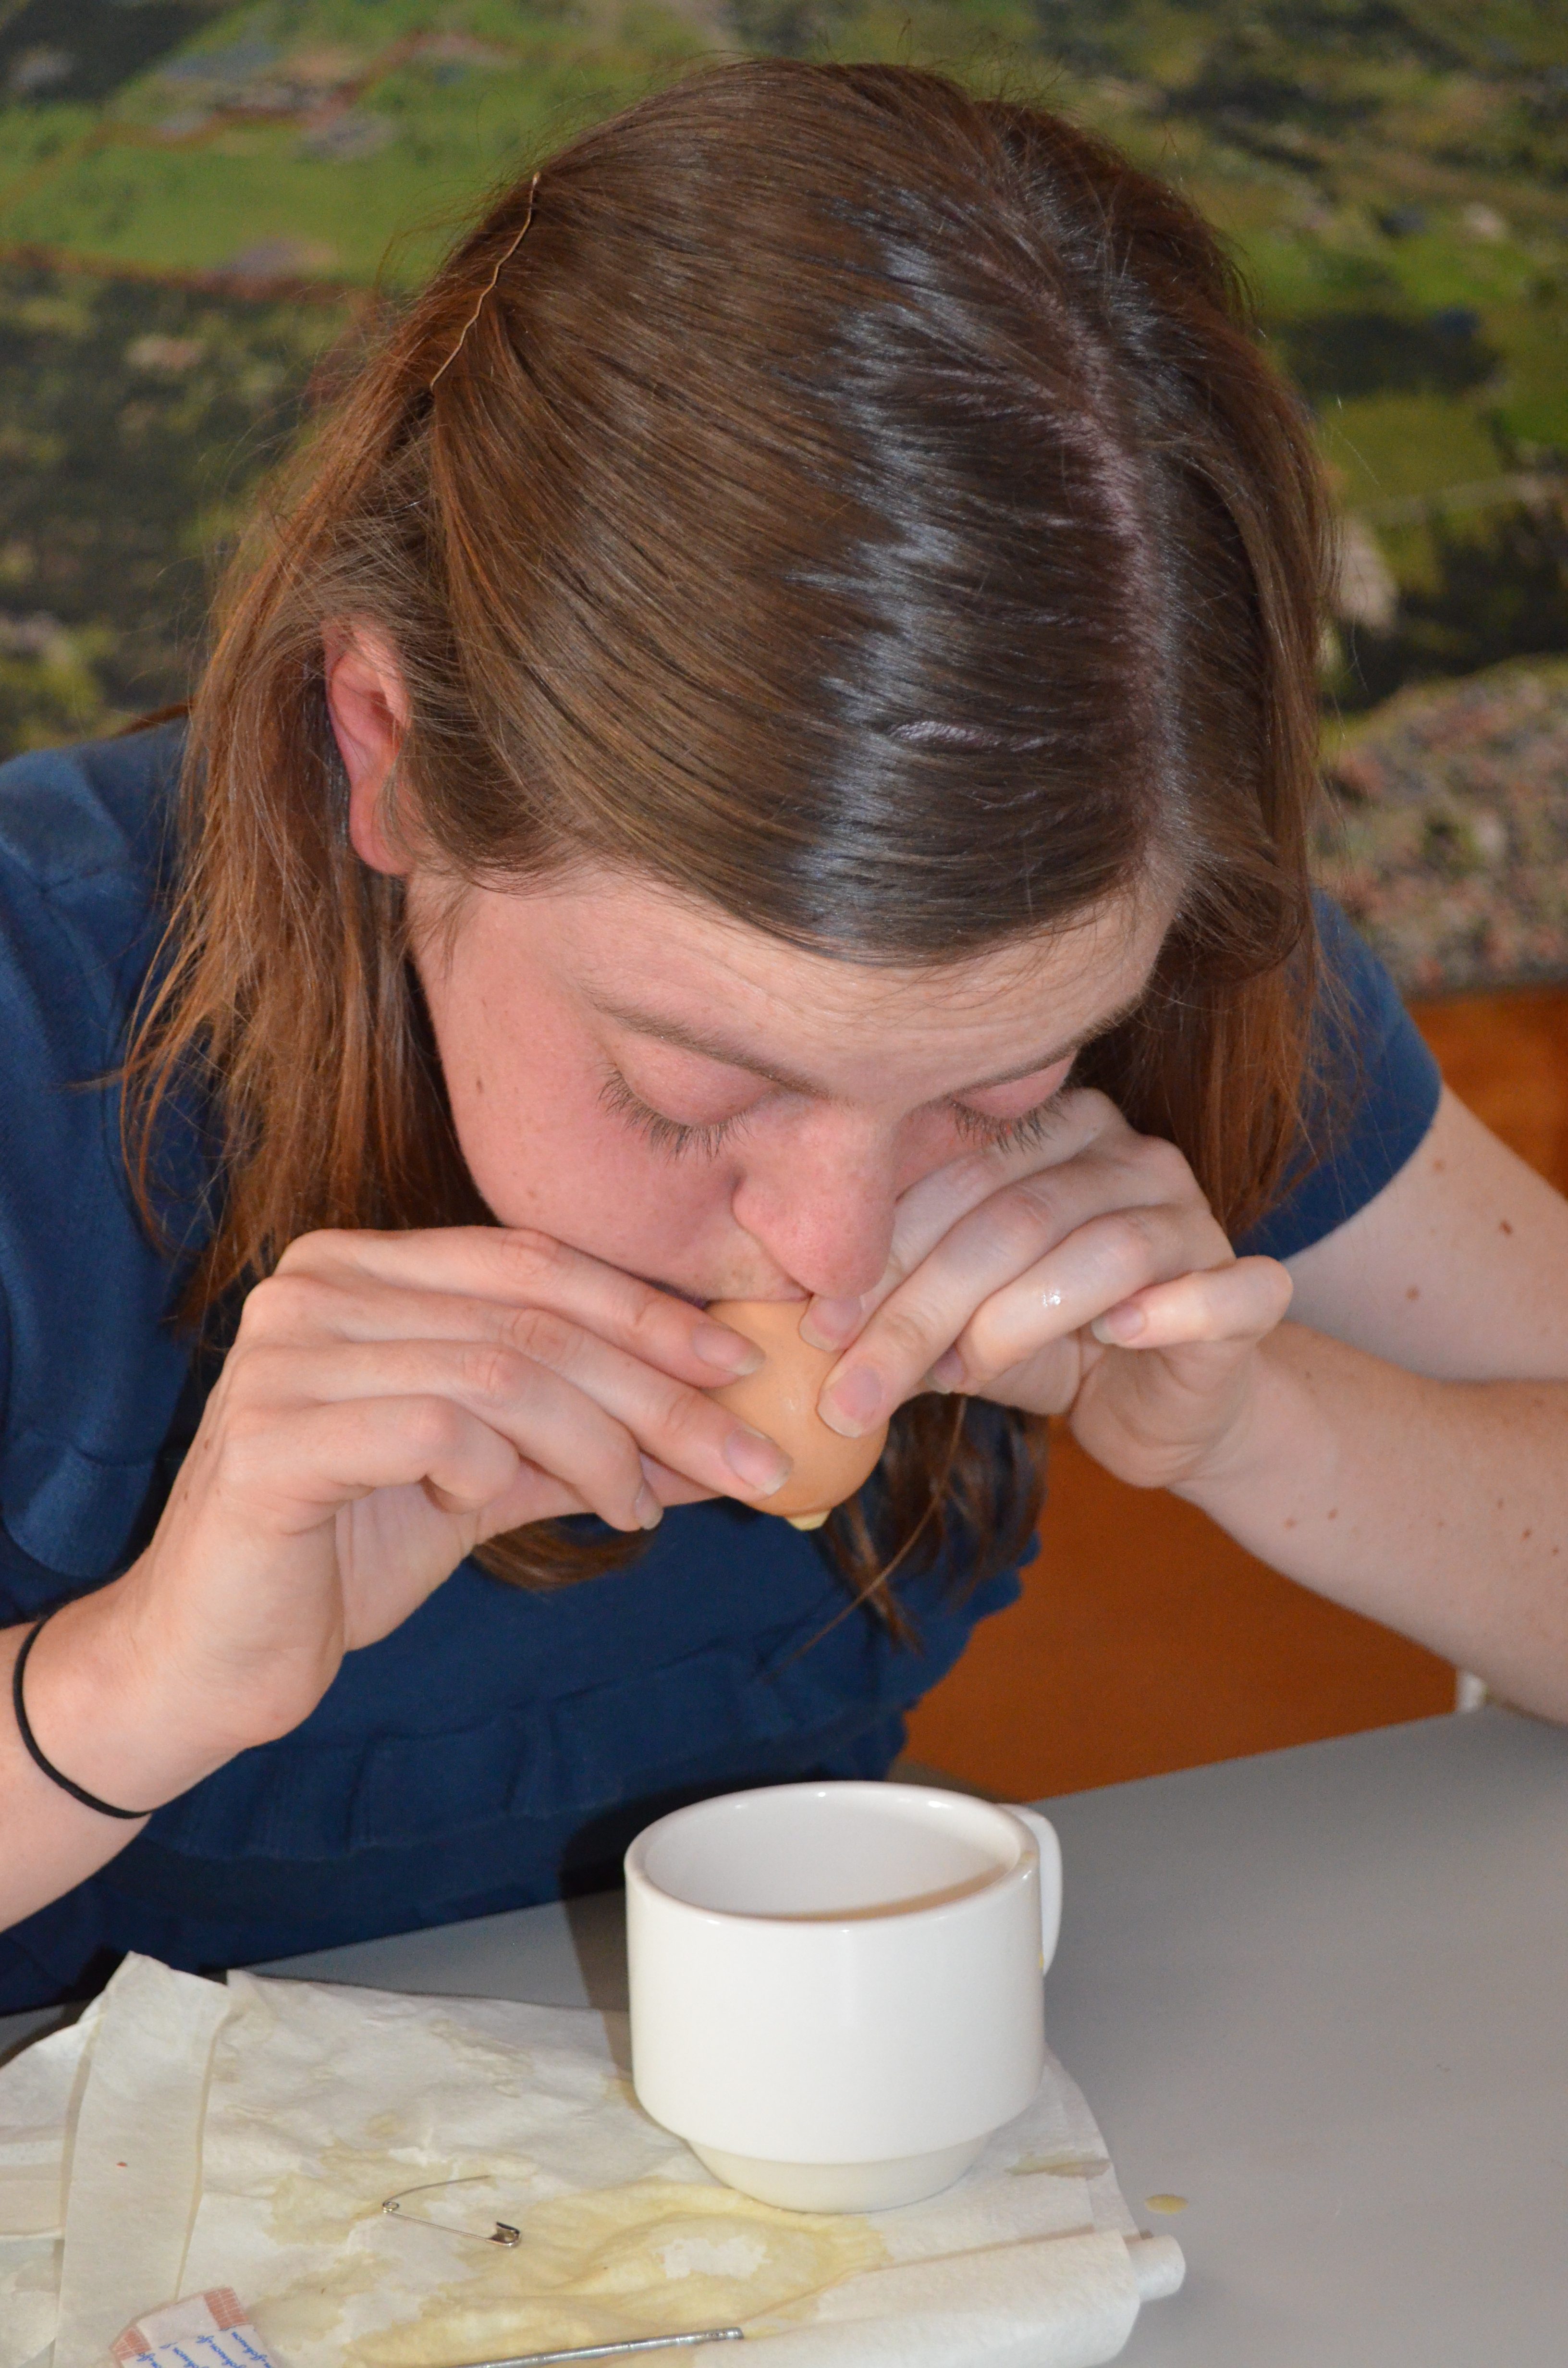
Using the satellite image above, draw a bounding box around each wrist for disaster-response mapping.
[1166,1325,1331,1517]
[19,1576,249,1813]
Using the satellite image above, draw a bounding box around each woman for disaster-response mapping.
[2,62,1565,2010]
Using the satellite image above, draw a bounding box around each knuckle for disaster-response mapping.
[501,1305,576,1368]
[621,1284,679,1356]
[238,1270,328,1341]
[274,1227,352,1276]
[224,1342,294,1401]
[1092,1208,1161,1283]
[946,1148,1002,1200]
[992,1182,1062,1263]
[654,1376,719,1450]
[462,1342,534,1403]
[1008,1172,1064,1232]
[404,1395,465,1458]
[955,1306,1005,1379]
[208,1407,276,1494]
[873,1299,942,1366]
[1127,1135,1195,1197]
[495,1227,567,1289]
[1062,1085,1117,1131]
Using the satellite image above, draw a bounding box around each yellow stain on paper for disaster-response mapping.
[351,2179,886,2367]
[1007,2153,1112,2181]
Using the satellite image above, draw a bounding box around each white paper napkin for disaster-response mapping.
[0,1953,1181,2368]
[0,1996,106,2368]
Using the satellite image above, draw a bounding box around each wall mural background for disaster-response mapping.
[2,0,1564,1789]
[0,0,1564,995]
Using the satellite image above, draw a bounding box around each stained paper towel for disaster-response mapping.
[0,1954,1181,2368]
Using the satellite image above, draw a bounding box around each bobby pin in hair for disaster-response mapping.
[430,172,541,388]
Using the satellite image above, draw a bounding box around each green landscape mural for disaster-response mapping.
[0,0,1563,985]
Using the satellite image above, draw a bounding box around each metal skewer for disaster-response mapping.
[440,2334,744,2367]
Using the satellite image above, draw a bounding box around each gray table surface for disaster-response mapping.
[5,1704,1565,2362]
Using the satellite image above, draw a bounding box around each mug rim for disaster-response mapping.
[624,1777,1039,1929]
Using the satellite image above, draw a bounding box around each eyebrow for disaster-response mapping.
[590,982,1150,1102]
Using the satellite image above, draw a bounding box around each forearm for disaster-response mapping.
[1175,1322,1568,1722]
[0,1584,236,1930]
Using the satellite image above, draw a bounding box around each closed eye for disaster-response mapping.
[949,1088,1071,1156]
[600,1066,1073,1162]
[599,1069,755,1159]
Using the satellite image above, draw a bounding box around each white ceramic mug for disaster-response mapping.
[625,1779,1062,2213]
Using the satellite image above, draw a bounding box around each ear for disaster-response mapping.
[324,619,414,876]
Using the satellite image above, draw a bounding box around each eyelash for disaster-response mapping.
[948,1096,1068,1156]
[600,1069,1068,1162]
[599,1070,750,1160]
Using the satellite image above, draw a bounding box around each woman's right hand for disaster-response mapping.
[45,1228,792,1800]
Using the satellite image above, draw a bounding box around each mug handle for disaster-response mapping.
[1004,1804,1063,1973]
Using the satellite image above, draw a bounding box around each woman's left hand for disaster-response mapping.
[803,1088,1294,1490]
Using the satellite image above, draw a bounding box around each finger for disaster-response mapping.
[801,1090,1129,1348]
[1086,1257,1294,1353]
[932,1204,1235,1391]
[637,1453,720,1508]
[267,1227,763,1385]
[220,1394,528,1531]
[229,1337,651,1526]
[233,1326,791,1515]
[819,1193,1229,1436]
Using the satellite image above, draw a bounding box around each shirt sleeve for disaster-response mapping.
[1235,893,1442,1264]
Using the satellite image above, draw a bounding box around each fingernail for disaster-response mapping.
[927,1348,965,1391]
[723,1425,792,1496]
[692,1320,763,1376]
[633,1483,663,1530]
[820,1364,884,1438]
[799,1296,862,1351]
[1091,1302,1146,1345]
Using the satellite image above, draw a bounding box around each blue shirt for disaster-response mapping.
[0,729,1441,2010]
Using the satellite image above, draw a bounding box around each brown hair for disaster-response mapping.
[128,60,1331,1602]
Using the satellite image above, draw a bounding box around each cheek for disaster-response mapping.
[447,1045,735,1252]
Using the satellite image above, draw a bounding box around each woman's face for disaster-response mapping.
[409,868,1172,1308]
[330,627,1174,1307]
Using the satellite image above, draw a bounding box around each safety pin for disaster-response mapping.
[382,2174,520,2246]
[442,2336,744,2367]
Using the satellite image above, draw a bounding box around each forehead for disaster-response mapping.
[455,864,1176,1077]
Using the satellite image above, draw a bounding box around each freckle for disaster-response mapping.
[1327,1507,1338,1520]
[1406,1285,1420,1301]
[1499,1219,1514,1235]
[1284,1516,1298,1530]
[1522,1529,1532,1541]
[1496,1498,1505,1510]
[475,1073,485,1098]
[1433,1158,1446,1173]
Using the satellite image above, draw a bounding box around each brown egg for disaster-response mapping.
[704,1299,890,1528]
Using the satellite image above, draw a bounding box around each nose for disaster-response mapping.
[730,1122,896,1301]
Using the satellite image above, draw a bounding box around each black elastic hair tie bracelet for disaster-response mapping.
[12,1605,154,1820]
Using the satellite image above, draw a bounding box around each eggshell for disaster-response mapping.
[704,1299,890,1522]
